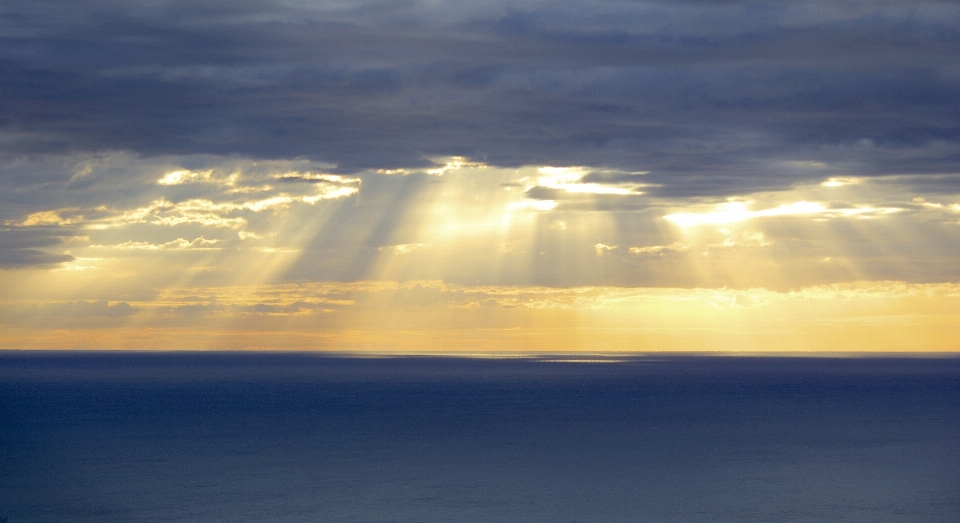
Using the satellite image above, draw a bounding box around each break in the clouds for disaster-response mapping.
[1,1,958,352]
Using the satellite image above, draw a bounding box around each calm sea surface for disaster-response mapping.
[1,353,958,523]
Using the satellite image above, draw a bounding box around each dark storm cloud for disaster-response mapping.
[1,0,958,195]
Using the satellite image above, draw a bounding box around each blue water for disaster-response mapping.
[1,353,958,523]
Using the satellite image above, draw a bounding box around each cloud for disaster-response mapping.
[1,0,957,197]
[378,243,430,254]
[664,200,902,227]
[276,172,362,184]
[708,291,767,309]
[2,156,958,289]
[0,229,75,268]
[157,169,215,186]
[3,157,362,245]
[534,167,644,196]
[595,243,618,256]
[38,300,138,318]
[512,167,654,211]
[8,279,959,324]
[0,249,74,268]
[629,243,689,256]
[94,237,222,250]
[707,231,772,249]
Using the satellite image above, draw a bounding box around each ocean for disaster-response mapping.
[1,352,958,522]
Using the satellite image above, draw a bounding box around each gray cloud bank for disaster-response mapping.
[2,0,958,196]
[0,229,75,267]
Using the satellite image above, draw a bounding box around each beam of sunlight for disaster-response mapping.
[3,155,959,354]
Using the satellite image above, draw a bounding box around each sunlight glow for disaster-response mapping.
[510,199,558,211]
[3,279,957,352]
[426,156,488,175]
[535,166,642,195]
[157,169,214,185]
[822,177,863,187]
[664,201,900,227]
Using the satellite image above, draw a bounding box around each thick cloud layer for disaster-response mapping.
[2,0,959,196]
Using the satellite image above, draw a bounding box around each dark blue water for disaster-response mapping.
[1,353,958,523]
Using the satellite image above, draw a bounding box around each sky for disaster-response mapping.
[1,0,958,352]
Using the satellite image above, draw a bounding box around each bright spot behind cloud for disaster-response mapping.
[536,167,643,195]
[157,169,214,185]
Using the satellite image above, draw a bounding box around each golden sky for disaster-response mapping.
[2,156,958,353]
